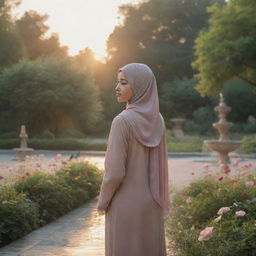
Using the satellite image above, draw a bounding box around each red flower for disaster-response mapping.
[25,172,31,176]
[83,170,89,175]
[0,176,4,180]
[19,176,25,180]
[218,176,223,181]
[224,168,231,174]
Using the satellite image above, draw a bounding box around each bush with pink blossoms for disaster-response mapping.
[166,161,256,256]
[0,186,39,246]
[0,158,103,247]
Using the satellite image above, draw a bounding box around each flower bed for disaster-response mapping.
[166,160,256,256]
[0,155,103,247]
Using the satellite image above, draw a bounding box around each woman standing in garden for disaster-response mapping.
[97,63,170,256]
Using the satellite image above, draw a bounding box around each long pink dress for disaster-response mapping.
[97,115,167,256]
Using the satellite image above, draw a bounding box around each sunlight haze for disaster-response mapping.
[15,0,141,60]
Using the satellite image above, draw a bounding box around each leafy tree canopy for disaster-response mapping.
[106,0,225,85]
[0,57,102,136]
[0,0,24,68]
[193,0,256,96]
[16,10,68,59]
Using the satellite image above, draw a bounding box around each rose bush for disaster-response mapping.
[0,156,103,247]
[166,160,256,256]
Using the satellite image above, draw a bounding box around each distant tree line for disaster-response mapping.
[0,0,256,138]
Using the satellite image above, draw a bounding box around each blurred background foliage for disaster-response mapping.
[0,0,255,140]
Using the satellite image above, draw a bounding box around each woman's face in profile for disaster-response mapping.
[115,71,133,103]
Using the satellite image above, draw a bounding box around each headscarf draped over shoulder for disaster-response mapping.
[117,63,169,216]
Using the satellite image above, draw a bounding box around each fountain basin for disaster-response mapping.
[13,147,34,161]
[204,140,242,154]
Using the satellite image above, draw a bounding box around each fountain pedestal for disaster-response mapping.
[170,118,185,139]
[204,94,242,169]
[13,125,34,161]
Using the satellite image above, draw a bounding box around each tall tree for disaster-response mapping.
[73,47,98,73]
[0,57,102,136]
[0,0,24,68]
[193,0,256,96]
[106,0,225,85]
[16,10,68,59]
[98,0,225,122]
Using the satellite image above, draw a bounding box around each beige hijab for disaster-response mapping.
[118,63,170,216]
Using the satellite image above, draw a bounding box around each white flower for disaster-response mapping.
[213,215,222,222]
[217,207,230,215]
[198,227,214,241]
[235,210,246,217]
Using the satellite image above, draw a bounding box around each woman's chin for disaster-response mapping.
[117,97,125,103]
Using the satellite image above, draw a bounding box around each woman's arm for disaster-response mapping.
[97,115,129,212]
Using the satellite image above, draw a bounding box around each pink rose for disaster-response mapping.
[217,207,230,215]
[235,210,246,217]
[240,171,248,177]
[198,227,214,241]
[54,154,62,160]
[232,158,241,167]
[0,176,4,180]
[245,181,254,187]
[243,163,252,169]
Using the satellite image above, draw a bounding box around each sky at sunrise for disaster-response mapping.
[14,0,142,60]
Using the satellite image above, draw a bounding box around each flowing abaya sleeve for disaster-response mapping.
[97,115,129,212]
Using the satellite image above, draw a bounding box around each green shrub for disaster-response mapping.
[233,123,256,134]
[166,167,256,256]
[28,138,107,150]
[0,139,19,149]
[0,138,107,150]
[210,198,256,256]
[56,161,103,207]
[167,136,209,152]
[14,161,103,224]
[0,185,39,246]
[0,57,102,136]
[242,135,256,154]
[0,159,103,247]
[0,131,18,139]
[14,171,73,224]
[37,129,55,139]
[59,129,85,139]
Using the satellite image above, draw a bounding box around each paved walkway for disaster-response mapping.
[0,197,105,256]
[1,153,255,255]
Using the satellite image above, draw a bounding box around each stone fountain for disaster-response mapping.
[13,125,34,161]
[204,93,242,169]
[170,118,185,139]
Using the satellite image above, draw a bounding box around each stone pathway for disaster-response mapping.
[0,197,104,256]
[1,153,255,255]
